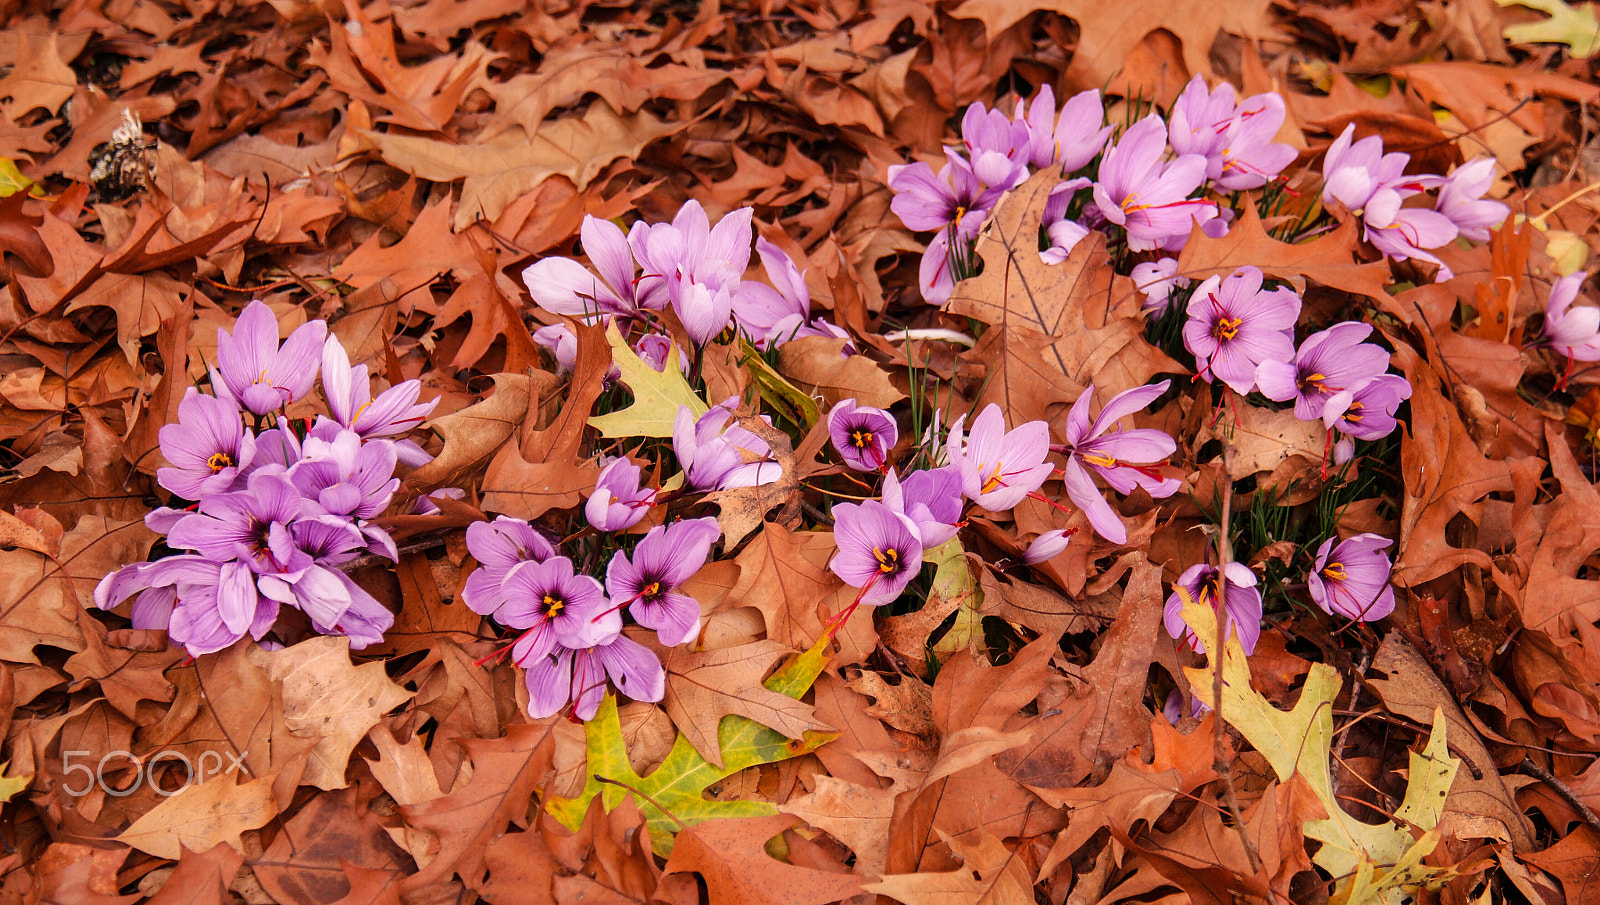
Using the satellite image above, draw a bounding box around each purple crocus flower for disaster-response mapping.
[960,103,1031,189]
[1169,76,1296,191]
[1091,116,1217,252]
[533,323,578,374]
[1131,257,1189,313]
[462,516,559,617]
[522,215,646,321]
[604,517,720,646]
[1058,381,1181,545]
[502,555,618,661]
[1025,529,1073,564]
[290,430,399,522]
[165,471,309,578]
[321,335,438,442]
[731,238,853,351]
[157,389,255,501]
[524,628,666,720]
[1162,562,1263,655]
[1434,157,1508,242]
[1537,272,1600,361]
[1255,322,1392,421]
[1309,533,1396,622]
[629,200,752,346]
[210,300,327,416]
[1017,85,1110,173]
[1362,191,1459,280]
[257,517,385,638]
[1183,266,1301,394]
[889,153,1005,304]
[97,555,275,655]
[1323,373,1412,441]
[1320,125,1418,213]
[946,404,1055,512]
[634,334,689,375]
[829,499,923,605]
[881,466,963,547]
[586,458,656,532]
[828,399,897,472]
[672,403,781,490]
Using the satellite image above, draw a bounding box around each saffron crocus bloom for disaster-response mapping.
[522,215,645,321]
[828,399,897,471]
[628,201,753,346]
[524,628,666,720]
[947,405,1054,512]
[1323,374,1411,441]
[960,103,1031,189]
[586,458,656,532]
[1320,124,1415,212]
[881,466,964,547]
[1169,76,1296,191]
[1091,116,1217,252]
[157,389,255,500]
[1017,85,1110,173]
[1434,157,1507,242]
[291,430,400,522]
[1183,266,1301,394]
[889,153,1004,303]
[462,516,558,617]
[1163,562,1263,655]
[732,238,851,350]
[1058,381,1181,545]
[321,335,437,441]
[1131,257,1188,313]
[672,403,781,490]
[211,300,327,416]
[605,517,720,646]
[502,556,618,648]
[1255,322,1391,421]
[1538,271,1600,361]
[165,472,308,577]
[830,500,923,605]
[1025,529,1073,564]
[1361,190,1459,280]
[1309,533,1396,621]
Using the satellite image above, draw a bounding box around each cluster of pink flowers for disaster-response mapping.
[1321,126,1508,280]
[888,75,1298,305]
[821,388,1181,616]
[463,512,722,720]
[521,203,849,370]
[463,395,782,720]
[1182,267,1411,462]
[95,301,442,656]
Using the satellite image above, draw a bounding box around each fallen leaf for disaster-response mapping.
[662,813,865,905]
[119,775,278,860]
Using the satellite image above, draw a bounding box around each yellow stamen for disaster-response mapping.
[1213,316,1243,341]
[1322,562,1347,581]
[850,429,874,450]
[542,594,565,617]
[872,546,900,574]
[643,581,661,599]
[1082,453,1119,469]
[980,464,1005,494]
[206,452,233,474]
[1344,403,1365,423]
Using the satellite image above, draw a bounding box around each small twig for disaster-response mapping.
[1517,758,1600,837]
[1213,443,1264,874]
[333,536,450,573]
[593,775,686,829]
